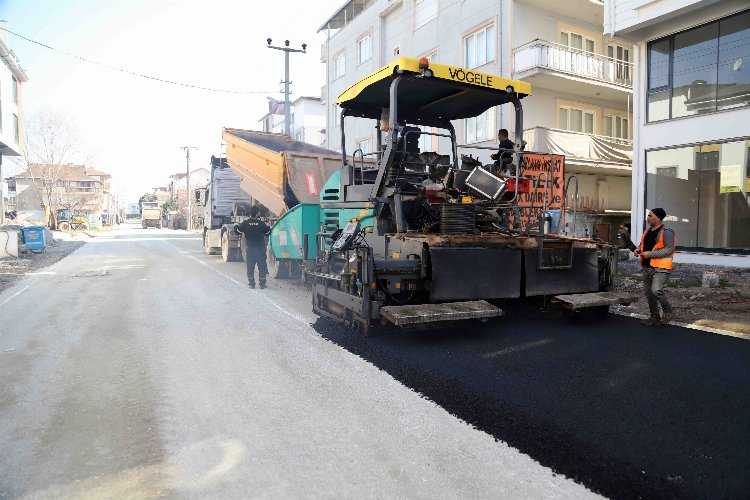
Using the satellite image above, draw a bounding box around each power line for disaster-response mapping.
[0,26,275,96]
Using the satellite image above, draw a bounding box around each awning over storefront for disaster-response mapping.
[523,126,632,171]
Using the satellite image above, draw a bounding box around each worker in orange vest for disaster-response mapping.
[635,208,676,326]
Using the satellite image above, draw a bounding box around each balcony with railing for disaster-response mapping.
[523,126,632,173]
[513,40,632,98]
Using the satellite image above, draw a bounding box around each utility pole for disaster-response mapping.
[266,38,307,137]
[180,146,198,230]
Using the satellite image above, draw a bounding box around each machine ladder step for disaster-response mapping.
[552,291,638,311]
[381,300,503,326]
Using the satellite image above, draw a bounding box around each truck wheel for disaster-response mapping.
[221,231,241,262]
[202,230,220,255]
[59,222,70,232]
[289,261,302,280]
[221,232,230,262]
[203,230,212,254]
[267,242,289,279]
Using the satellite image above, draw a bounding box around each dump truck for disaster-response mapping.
[195,155,253,262]
[194,129,341,275]
[265,56,631,334]
[141,201,162,229]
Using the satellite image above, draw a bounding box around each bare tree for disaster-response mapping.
[23,111,82,227]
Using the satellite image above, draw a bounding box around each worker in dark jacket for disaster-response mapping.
[490,128,515,174]
[235,206,270,289]
[635,208,676,326]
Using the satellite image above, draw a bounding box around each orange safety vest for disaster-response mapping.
[639,226,674,270]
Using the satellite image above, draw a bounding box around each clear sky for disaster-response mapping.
[0,0,342,204]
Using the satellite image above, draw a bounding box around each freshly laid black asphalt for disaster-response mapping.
[314,309,750,499]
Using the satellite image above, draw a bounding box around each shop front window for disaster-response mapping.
[671,23,719,118]
[647,9,750,121]
[646,139,750,250]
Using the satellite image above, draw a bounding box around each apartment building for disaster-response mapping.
[9,164,113,223]
[0,32,28,223]
[606,0,750,258]
[258,96,326,145]
[319,0,634,239]
[168,168,210,209]
[151,186,171,206]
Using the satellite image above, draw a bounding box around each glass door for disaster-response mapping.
[695,150,720,247]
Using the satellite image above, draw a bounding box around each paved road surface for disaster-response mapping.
[319,312,750,498]
[0,225,599,499]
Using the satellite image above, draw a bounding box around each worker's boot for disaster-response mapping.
[660,310,673,325]
[259,281,267,289]
[248,282,255,289]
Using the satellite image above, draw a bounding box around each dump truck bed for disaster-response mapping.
[141,208,161,220]
[223,128,342,217]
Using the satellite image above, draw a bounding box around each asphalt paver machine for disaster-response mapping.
[270,57,630,333]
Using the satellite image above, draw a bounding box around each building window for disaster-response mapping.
[718,11,750,111]
[647,9,750,122]
[357,34,372,64]
[656,166,678,177]
[13,114,19,144]
[604,115,628,139]
[464,23,495,68]
[356,138,371,155]
[646,139,750,250]
[422,48,438,63]
[12,76,18,104]
[647,38,671,121]
[465,108,495,144]
[419,127,434,152]
[559,106,594,134]
[560,31,595,53]
[607,44,631,81]
[414,0,437,30]
[334,52,346,79]
[672,23,719,118]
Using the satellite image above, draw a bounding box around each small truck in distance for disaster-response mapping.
[140,201,162,229]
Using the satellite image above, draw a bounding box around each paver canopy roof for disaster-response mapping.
[336,57,532,125]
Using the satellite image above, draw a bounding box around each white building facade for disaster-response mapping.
[606,0,750,255]
[258,96,326,146]
[320,0,635,240]
[0,33,28,223]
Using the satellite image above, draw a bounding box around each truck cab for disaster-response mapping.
[195,156,253,262]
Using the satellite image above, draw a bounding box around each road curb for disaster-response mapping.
[613,310,750,341]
